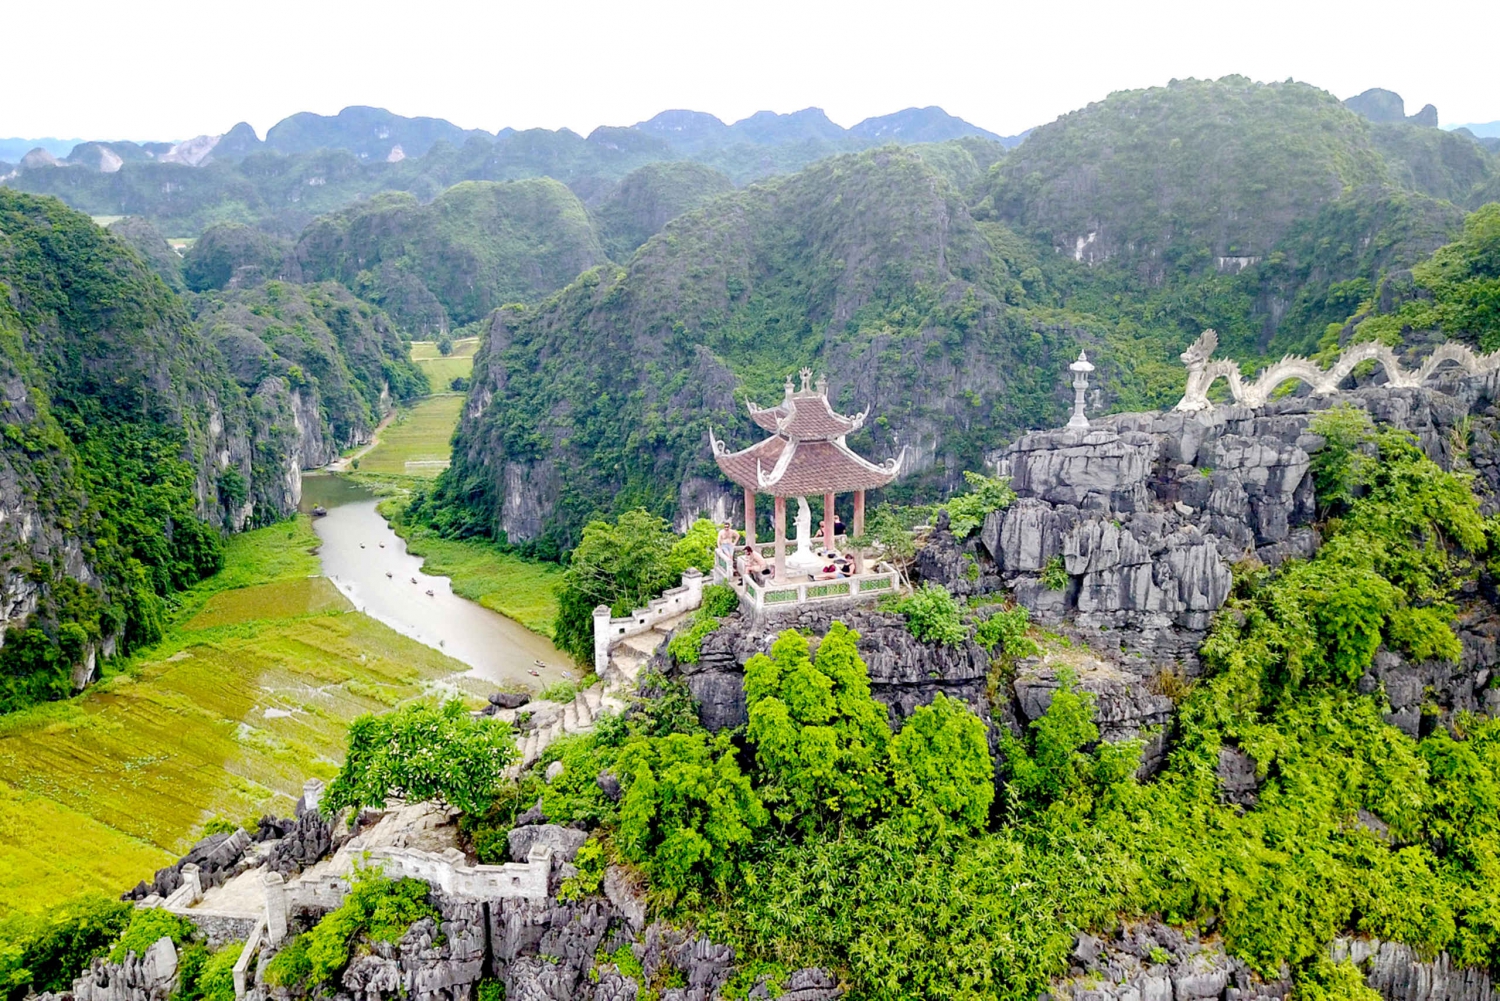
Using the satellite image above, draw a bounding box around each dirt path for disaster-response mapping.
[326,409,397,472]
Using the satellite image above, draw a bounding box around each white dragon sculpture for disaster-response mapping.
[1173,329,1500,412]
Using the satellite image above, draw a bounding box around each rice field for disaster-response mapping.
[0,517,473,918]
[411,337,478,391]
[357,396,464,476]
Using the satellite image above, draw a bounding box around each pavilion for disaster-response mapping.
[709,369,905,609]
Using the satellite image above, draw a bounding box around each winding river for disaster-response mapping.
[299,473,570,690]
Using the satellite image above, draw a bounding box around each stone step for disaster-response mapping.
[574,692,594,727]
[563,702,580,732]
[652,612,692,636]
[619,632,662,657]
[581,684,603,714]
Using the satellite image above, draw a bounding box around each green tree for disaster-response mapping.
[324,700,516,817]
[0,895,132,1001]
[998,671,1140,822]
[615,731,767,900]
[553,509,693,663]
[744,623,893,832]
[888,692,995,837]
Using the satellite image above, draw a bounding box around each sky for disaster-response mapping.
[3,0,1498,142]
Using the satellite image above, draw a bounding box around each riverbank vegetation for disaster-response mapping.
[0,517,473,919]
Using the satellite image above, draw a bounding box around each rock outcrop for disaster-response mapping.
[668,605,991,731]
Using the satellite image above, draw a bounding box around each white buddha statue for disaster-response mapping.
[786,496,823,572]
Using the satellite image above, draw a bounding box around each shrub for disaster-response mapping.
[998,671,1141,822]
[193,942,243,1001]
[893,583,967,645]
[265,868,437,988]
[700,583,739,618]
[888,693,995,837]
[974,605,1037,658]
[0,895,132,1001]
[616,731,767,900]
[744,624,893,831]
[109,908,196,962]
[1040,556,1069,591]
[943,471,1016,538]
[666,615,721,665]
[558,836,610,901]
[324,699,516,817]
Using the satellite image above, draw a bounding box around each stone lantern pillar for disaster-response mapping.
[1066,351,1094,430]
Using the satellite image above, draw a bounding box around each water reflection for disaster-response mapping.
[300,474,568,690]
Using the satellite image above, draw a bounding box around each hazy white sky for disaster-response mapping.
[4,0,1497,141]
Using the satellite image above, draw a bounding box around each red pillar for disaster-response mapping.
[743,487,756,547]
[853,489,866,574]
[823,491,836,552]
[773,495,787,580]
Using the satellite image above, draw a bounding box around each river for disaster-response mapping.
[299,473,571,690]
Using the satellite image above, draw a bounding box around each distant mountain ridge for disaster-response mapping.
[2,103,1011,179]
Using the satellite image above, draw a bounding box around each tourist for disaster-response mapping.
[718,521,739,554]
[745,545,771,584]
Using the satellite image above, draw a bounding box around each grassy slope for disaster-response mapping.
[0,517,472,918]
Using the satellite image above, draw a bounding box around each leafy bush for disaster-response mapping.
[616,731,767,901]
[974,605,1036,658]
[666,615,721,665]
[744,624,894,832]
[558,836,610,901]
[893,583,967,645]
[0,895,131,1001]
[1309,404,1378,513]
[998,671,1141,821]
[700,583,740,618]
[265,868,437,988]
[191,942,243,1001]
[888,692,995,837]
[1040,556,1069,591]
[109,908,197,962]
[943,471,1016,538]
[325,700,516,816]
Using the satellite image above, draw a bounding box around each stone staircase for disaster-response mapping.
[506,611,690,776]
[601,611,690,688]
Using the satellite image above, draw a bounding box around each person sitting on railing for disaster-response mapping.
[744,545,772,585]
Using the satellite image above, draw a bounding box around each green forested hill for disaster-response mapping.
[592,162,736,260]
[0,191,421,711]
[988,77,1389,278]
[433,77,1500,550]
[291,180,607,334]
[431,146,1066,551]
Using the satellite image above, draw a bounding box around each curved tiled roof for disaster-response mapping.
[712,369,902,496]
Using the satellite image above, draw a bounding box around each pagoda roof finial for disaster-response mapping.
[798,367,814,394]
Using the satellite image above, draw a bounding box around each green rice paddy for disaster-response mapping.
[411,337,478,390]
[358,396,464,477]
[0,517,474,918]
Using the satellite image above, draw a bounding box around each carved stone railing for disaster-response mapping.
[1173,330,1500,412]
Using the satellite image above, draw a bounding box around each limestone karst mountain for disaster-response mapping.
[0,189,422,709]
